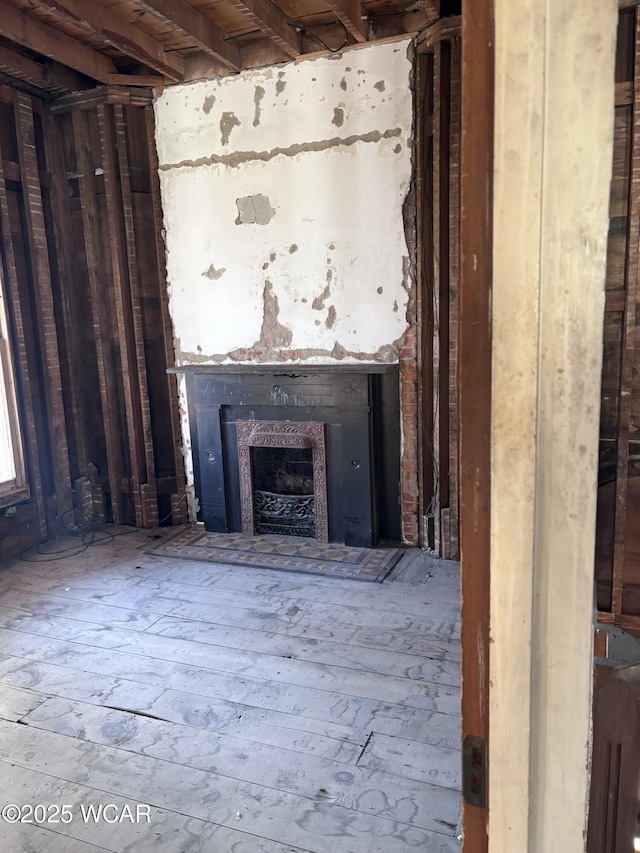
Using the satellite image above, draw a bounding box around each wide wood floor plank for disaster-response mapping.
[145,614,461,685]
[22,696,461,835]
[1,572,461,637]
[0,612,460,711]
[0,719,459,853]
[0,595,161,632]
[0,759,313,853]
[0,578,460,660]
[0,654,373,757]
[0,629,459,744]
[0,683,48,722]
[357,732,462,790]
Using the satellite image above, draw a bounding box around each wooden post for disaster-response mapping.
[459,0,493,849]
[14,91,73,528]
[72,108,126,524]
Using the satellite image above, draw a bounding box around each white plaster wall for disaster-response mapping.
[154,39,414,365]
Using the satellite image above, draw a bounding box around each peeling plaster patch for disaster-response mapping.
[253,85,265,127]
[160,128,404,172]
[394,144,402,154]
[401,254,411,292]
[328,243,335,250]
[312,284,331,311]
[235,194,276,225]
[326,305,337,329]
[276,73,286,95]
[393,300,399,312]
[202,263,226,280]
[257,280,292,348]
[314,319,321,326]
[289,243,298,254]
[220,111,240,146]
[377,286,383,294]
[340,77,347,91]
[270,252,276,262]
[332,107,344,128]
[326,268,333,285]
[374,80,386,92]
[181,342,402,365]
[203,94,216,114]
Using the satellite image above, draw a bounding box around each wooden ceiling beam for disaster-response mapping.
[225,0,302,58]
[0,43,86,93]
[133,0,240,71]
[27,0,184,81]
[0,1,116,82]
[322,0,368,43]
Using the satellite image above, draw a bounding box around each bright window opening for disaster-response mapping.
[0,262,28,507]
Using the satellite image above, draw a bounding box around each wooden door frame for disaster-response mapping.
[458,1,492,850]
[458,1,617,851]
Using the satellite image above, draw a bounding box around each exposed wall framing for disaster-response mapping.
[0,82,186,562]
[596,7,640,638]
[415,17,461,557]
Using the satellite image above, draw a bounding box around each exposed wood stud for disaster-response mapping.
[0,146,47,539]
[113,103,158,526]
[612,8,640,617]
[0,1,116,83]
[14,90,74,529]
[97,103,145,527]
[415,49,434,548]
[41,112,90,481]
[459,0,492,848]
[447,35,461,560]
[72,108,126,524]
[144,104,188,523]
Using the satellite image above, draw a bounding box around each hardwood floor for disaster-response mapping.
[0,526,461,852]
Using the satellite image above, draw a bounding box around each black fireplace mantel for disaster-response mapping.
[170,364,401,547]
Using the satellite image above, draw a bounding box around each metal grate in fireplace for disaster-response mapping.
[237,421,328,541]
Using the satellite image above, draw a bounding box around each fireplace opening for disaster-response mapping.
[251,446,315,538]
[237,420,329,542]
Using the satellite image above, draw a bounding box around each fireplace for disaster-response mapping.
[173,365,401,547]
[237,420,328,540]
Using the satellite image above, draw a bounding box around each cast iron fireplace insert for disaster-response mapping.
[171,365,401,547]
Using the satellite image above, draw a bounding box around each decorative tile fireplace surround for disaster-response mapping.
[172,366,401,548]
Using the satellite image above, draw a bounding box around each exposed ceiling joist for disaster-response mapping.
[0,43,86,93]
[226,0,302,58]
[0,0,116,82]
[132,0,240,72]
[323,0,368,43]
[28,0,184,81]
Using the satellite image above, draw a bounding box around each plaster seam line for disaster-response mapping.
[159,128,404,171]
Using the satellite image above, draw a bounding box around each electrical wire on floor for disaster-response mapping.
[16,491,190,564]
